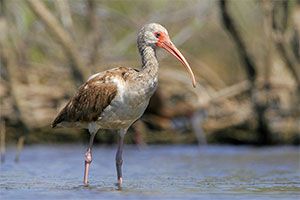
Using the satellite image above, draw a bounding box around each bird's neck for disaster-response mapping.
[139,45,159,79]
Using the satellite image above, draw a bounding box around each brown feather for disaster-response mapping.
[52,72,120,127]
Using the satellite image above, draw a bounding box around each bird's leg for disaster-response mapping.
[83,132,96,186]
[115,129,126,186]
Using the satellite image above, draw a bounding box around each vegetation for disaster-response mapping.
[0,0,299,146]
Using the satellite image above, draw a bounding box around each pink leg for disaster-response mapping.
[115,129,126,186]
[83,132,96,186]
[83,148,92,185]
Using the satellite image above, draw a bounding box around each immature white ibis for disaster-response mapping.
[52,23,196,186]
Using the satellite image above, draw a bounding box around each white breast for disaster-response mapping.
[96,77,157,129]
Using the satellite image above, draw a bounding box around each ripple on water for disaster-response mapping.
[0,145,299,200]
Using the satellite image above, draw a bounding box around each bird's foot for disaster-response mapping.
[83,181,89,187]
[115,177,123,190]
[118,177,122,185]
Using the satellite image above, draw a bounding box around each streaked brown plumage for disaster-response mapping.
[52,67,132,127]
[52,23,196,187]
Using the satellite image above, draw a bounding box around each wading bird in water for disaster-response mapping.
[52,23,196,186]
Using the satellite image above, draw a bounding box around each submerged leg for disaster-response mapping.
[115,129,127,186]
[83,131,96,186]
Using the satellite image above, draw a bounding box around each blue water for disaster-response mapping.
[1,145,299,199]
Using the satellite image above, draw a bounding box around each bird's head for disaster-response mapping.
[138,23,196,88]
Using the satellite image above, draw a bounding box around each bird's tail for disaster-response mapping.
[51,112,66,128]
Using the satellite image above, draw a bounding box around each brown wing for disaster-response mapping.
[52,80,117,128]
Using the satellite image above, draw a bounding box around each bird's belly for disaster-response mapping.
[96,94,151,129]
[95,78,157,130]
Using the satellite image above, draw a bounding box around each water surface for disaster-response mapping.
[1,145,299,199]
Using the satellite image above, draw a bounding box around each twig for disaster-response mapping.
[292,1,300,61]
[219,0,256,83]
[262,0,273,88]
[0,0,30,150]
[55,0,74,37]
[0,121,5,164]
[272,0,300,87]
[86,0,102,67]
[15,136,25,163]
[219,0,272,144]
[26,0,88,87]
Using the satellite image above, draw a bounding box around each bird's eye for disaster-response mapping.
[155,32,161,38]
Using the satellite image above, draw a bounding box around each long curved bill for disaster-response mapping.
[159,40,196,88]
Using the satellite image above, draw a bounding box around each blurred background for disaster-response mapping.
[0,0,300,149]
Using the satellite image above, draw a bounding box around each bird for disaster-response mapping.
[51,23,196,187]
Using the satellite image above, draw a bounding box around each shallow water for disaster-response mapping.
[1,145,299,200]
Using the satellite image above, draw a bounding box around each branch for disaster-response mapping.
[86,0,101,67]
[292,0,300,61]
[262,0,273,87]
[272,0,300,88]
[26,0,87,86]
[54,0,74,36]
[0,1,29,134]
[219,0,256,83]
[219,0,272,144]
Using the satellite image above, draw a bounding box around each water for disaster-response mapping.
[1,145,299,200]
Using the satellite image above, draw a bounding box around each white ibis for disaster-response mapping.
[52,23,196,186]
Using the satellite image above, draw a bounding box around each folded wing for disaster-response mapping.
[52,76,117,128]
